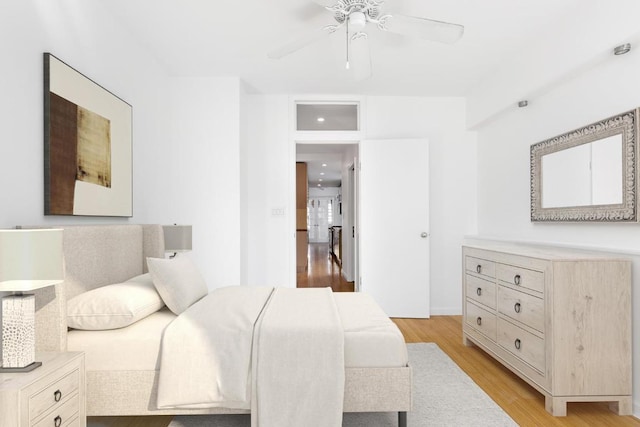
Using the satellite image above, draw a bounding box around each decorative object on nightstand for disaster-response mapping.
[0,229,63,372]
[163,224,192,258]
[0,352,86,427]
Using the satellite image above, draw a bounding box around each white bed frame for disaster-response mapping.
[31,224,411,425]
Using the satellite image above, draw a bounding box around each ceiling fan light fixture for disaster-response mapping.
[349,11,367,31]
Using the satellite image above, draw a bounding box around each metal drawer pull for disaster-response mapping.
[514,302,521,313]
[514,339,521,350]
[476,317,482,326]
[54,389,62,402]
[514,274,521,285]
[476,264,482,274]
[476,287,482,296]
[54,416,62,427]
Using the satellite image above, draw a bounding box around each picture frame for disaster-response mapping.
[44,53,132,217]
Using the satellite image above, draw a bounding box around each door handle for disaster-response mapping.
[421,232,429,238]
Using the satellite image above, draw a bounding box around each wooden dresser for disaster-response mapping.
[462,242,631,416]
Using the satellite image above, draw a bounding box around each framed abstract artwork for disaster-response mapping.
[44,53,132,217]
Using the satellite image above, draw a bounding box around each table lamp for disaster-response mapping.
[163,225,192,258]
[0,229,63,372]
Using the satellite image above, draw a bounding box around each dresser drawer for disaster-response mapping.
[33,393,78,427]
[465,301,497,341]
[465,256,496,278]
[497,264,544,293]
[30,369,79,422]
[465,274,496,309]
[498,318,545,373]
[498,287,544,333]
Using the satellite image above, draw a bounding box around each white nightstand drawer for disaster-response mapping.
[30,369,79,422]
[0,352,85,427]
[33,393,78,427]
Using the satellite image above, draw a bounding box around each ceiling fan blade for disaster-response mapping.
[349,33,372,81]
[382,14,464,44]
[268,26,335,59]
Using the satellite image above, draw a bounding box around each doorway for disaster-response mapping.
[296,143,357,292]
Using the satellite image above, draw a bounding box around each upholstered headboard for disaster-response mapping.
[27,224,165,352]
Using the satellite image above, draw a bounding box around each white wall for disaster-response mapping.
[141,76,243,289]
[245,96,291,287]
[0,0,244,290]
[474,33,640,417]
[0,0,169,228]
[245,95,477,314]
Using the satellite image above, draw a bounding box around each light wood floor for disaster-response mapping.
[297,242,354,292]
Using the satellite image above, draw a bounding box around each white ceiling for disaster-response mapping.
[297,144,355,188]
[98,0,588,187]
[100,0,583,96]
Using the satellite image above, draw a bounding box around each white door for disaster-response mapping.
[359,139,430,318]
[308,197,331,243]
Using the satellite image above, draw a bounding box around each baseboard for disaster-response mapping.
[634,400,639,418]
[429,307,462,316]
[341,269,354,283]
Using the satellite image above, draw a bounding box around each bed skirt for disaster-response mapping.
[85,366,412,416]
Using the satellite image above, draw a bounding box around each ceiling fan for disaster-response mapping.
[268,0,464,81]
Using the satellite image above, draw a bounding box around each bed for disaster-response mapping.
[31,224,412,426]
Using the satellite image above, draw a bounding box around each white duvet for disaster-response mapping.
[157,286,345,427]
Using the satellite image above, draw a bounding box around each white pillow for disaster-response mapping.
[146,254,208,315]
[67,273,165,330]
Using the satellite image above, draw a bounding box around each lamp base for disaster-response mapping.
[0,361,42,373]
[1,294,37,369]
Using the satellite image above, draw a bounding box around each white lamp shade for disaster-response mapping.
[0,229,64,292]
[163,225,192,252]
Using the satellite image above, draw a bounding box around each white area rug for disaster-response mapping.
[168,343,517,426]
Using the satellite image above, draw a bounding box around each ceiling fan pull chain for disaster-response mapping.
[345,16,350,69]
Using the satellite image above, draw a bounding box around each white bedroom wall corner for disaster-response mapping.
[239,81,250,286]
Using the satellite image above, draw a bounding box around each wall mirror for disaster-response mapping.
[530,109,638,221]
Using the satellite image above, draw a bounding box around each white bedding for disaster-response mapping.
[157,286,273,409]
[67,307,175,371]
[251,287,344,427]
[68,291,408,372]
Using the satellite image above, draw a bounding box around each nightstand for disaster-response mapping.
[0,352,86,427]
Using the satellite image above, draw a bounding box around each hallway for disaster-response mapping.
[297,243,354,292]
